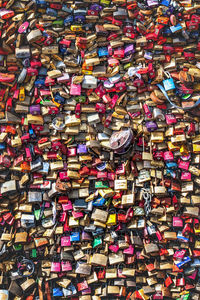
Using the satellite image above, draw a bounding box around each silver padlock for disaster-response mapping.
[82,75,97,89]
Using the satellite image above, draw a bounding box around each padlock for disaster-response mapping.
[162,72,175,92]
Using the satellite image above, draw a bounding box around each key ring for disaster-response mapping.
[17,256,35,278]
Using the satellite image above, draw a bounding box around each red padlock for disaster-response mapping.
[95,103,106,113]
[75,103,81,118]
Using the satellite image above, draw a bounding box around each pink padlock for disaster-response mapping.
[30,60,42,68]
[45,76,55,87]
[123,245,134,255]
[72,211,84,219]
[156,231,162,241]
[61,236,71,247]
[165,114,177,125]
[25,147,32,162]
[178,161,189,170]
[108,58,119,67]
[70,83,81,96]
[27,68,38,76]
[61,261,72,272]
[97,171,107,179]
[59,39,71,48]
[59,212,66,223]
[107,172,115,181]
[163,151,174,161]
[62,201,73,211]
[109,244,119,253]
[173,216,183,227]
[181,172,191,181]
[51,262,61,273]
[18,21,29,33]
[21,133,30,143]
[40,89,51,97]
[59,171,70,181]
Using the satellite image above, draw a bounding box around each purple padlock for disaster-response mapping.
[22,58,30,67]
[147,0,159,6]
[74,15,85,23]
[29,104,41,115]
[90,4,102,11]
[77,144,87,154]
[124,44,135,56]
[145,121,158,132]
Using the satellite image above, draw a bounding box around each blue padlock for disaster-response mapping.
[53,288,63,297]
[0,143,5,150]
[38,67,47,76]
[166,169,176,178]
[64,15,74,26]
[34,79,45,87]
[70,232,80,242]
[46,8,57,16]
[176,256,191,269]
[92,227,104,236]
[98,47,109,57]
[68,283,77,295]
[36,0,47,7]
[163,73,175,92]
[166,162,177,169]
[163,27,172,36]
[177,231,189,243]
[161,0,170,6]
[190,31,199,39]
[93,197,106,206]
[62,5,72,13]
[170,23,182,33]
[54,93,65,104]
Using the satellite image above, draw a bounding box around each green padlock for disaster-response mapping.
[31,249,37,258]
[34,208,41,221]
[75,95,86,103]
[93,237,102,248]
[95,181,109,189]
[13,244,22,251]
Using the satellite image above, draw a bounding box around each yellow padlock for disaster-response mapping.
[167,141,180,152]
[193,144,200,153]
[19,86,25,101]
[106,210,117,226]
[70,25,83,32]
[194,225,200,235]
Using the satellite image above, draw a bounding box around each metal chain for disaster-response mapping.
[142,188,152,217]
